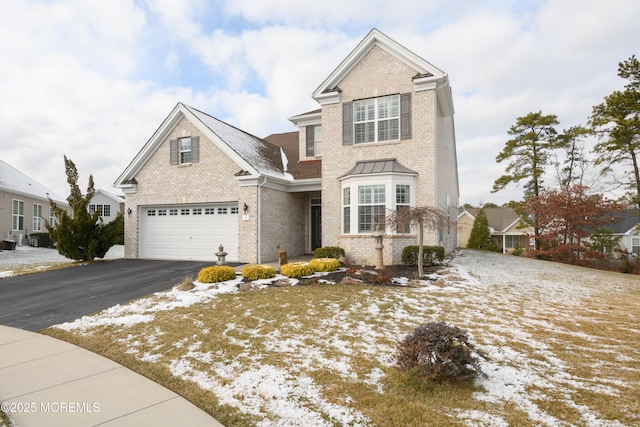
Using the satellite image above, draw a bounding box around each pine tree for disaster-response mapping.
[467,209,497,251]
[47,156,124,261]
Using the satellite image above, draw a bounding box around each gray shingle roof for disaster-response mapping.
[0,160,68,204]
[340,159,417,178]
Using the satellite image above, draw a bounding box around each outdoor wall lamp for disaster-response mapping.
[243,203,248,212]
[127,208,132,216]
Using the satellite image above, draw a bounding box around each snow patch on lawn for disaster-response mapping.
[51,250,640,426]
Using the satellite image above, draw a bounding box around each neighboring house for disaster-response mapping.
[88,189,125,222]
[0,160,70,247]
[115,29,459,264]
[458,207,533,253]
[598,208,640,257]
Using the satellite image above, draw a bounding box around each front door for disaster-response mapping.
[311,205,322,251]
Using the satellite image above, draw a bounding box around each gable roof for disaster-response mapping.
[93,189,125,204]
[459,207,525,233]
[605,209,640,235]
[312,28,453,114]
[115,103,293,189]
[0,160,68,205]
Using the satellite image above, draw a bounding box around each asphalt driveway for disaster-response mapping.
[0,259,229,331]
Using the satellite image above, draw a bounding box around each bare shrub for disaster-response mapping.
[397,322,488,383]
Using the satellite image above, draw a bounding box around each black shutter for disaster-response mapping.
[170,139,178,165]
[400,93,412,140]
[306,126,315,156]
[342,102,353,145]
[191,136,199,163]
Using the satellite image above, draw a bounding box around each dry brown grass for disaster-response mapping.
[43,252,640,426]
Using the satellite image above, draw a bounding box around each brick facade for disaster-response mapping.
[318,45,456,264]
[118,29,458,266]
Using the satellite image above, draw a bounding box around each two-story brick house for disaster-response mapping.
[115,29,459,265]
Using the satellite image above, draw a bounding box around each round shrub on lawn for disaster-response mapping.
[309,257,341,272]
[396,321,487,383]
[241,264,276,280]
[197,265,237,283]
[280,262,316,278]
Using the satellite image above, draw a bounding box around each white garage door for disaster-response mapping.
[140,204,239,262]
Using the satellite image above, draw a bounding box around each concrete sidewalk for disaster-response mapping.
[0,326,223,426]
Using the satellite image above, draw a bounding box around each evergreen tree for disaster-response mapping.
[493,111,560,249]
[47,156,124,261]
[467,209,497,251]
[589,55,640,210]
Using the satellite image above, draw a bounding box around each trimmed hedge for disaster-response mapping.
[197,265,237,283]
[313,246,345,259]
[401,246,445,267]
[309,257,341,272]
[29,232,54,248]
[280,262,316,278]
[241,264,276,280]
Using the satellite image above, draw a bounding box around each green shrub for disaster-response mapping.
[397,321,487,383]
[280,262,316,278]
[197,265,237,283]
[309,257,341,272]
[313,246,345,259]
[401,246,445,267]
[29,232,54,248]
[241,264,276,280]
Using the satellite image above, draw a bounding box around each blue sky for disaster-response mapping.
[1,0,639,206]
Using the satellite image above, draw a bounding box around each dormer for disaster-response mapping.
[288,109,322,161]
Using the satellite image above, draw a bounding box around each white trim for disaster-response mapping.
[313,29,447,101]
[114,103,260,191]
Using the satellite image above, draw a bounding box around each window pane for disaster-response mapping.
[314,126,322,155]
[373,185,385,203]
[396,185,410,204]
[179,137,192,163]
[359,206,372,232]
[359,186,371,204]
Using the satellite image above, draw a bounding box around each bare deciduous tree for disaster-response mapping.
[385,206,452,277]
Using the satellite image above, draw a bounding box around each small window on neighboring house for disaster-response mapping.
[89,204,95,214]
[358,185,386,233]
[396,184,411,233]
[306,125,322,157]
[33,204,43,232]
[633,237,640,254]
[505,235,518,248]
[343,187,351,234]
[49,207,55,227]
[103,205,111,217]
[12,200,24,231]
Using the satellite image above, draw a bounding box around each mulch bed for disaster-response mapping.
[296,264,444,287]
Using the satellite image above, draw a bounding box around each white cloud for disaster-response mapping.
[1,0,639,206]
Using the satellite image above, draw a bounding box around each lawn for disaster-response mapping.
[43,250,640,426]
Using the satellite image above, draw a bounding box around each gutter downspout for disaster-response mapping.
[257,176,267,263]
